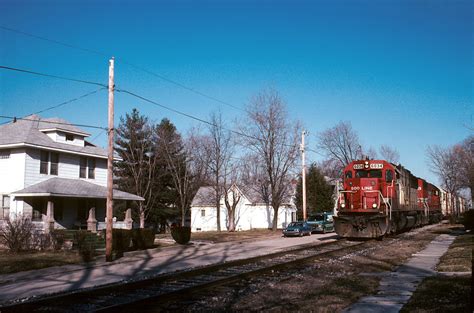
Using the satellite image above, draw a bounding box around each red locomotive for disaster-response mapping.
[334,159,443,238]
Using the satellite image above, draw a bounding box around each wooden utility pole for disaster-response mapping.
[106,57,114,262]
[301,130,307,221]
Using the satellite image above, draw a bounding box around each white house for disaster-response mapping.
[190,184,297,232]
[0,115,143,232]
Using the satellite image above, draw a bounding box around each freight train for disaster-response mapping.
[334,159,444,238]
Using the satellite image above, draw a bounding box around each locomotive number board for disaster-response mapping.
[353,163,384,169]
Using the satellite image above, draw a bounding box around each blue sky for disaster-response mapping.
[0,0,472,184]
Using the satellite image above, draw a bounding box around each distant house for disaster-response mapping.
[190,184,297,232]
[0,115,143,232]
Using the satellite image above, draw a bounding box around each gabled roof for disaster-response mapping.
[12,177,144,201]
[0,115,107,158]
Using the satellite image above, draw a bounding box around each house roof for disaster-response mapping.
[0,115,108,158]
[191,185,293,207]
[12,177,144,201]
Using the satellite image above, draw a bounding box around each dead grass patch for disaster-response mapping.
[437,232,473,272]
[0,250,82,275]
[401,276,471,313]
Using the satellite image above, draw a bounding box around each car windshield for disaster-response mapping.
[288,222,303,227]
[308,214,324,221]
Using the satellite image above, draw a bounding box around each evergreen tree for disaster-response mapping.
[114,108,156,228]
[295,163,334,218]
[155,118,193,226]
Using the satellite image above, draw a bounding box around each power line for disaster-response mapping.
[0,115,107,131]
[0,87,106,126]
[0,65,108,87]
[117,88,299,150]
[32,87,107,115]
[0,25,244,112]
[0,25,107,58]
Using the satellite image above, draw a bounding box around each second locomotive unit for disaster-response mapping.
[334,159,442,239]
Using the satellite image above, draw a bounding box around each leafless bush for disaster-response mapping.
[0,216,34,253]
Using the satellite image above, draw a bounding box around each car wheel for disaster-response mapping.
[299,232,303,237]
[323,228,326,234]
[308,231,311,236]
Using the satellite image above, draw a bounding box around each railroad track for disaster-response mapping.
[0,238,368,312]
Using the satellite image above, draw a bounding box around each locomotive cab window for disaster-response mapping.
[355,170,381,178]
[386,170,393,182]
[345,171,352,179]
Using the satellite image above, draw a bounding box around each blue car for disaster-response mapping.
[306,212,335,233]
[282,221,312,237]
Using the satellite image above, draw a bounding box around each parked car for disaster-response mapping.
[306,212,335,233]
[282,221,312,237]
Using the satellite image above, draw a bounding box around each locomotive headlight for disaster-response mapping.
[341,203,346,208]
[364,164,369,169]
[372,203,377,208]
[371,181,376,186]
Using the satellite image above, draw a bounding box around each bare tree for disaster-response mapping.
[317,121,362,176]
[427,145,462,215]
[239,89,300,231]
[222,161,242,232]
[205,111,232,231]
[455,136,473,205]
[155,119,203,226]
[379,145,400,164]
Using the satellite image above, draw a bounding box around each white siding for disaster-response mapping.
[45,131,85,147]
[0,148,26,193]
[191,189,296,232]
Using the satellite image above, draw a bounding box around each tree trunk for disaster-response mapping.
[272,207,278,231]
[139,203,145,228]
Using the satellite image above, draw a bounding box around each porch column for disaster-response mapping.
[124,208,133,230]
[87,207,97,233]
[45,200,55,233]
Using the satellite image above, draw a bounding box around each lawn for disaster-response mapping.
[401,229,473,313]
[156,228,282,244]
[0,250,82,275]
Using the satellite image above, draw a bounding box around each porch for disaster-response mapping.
[11,177,144,233]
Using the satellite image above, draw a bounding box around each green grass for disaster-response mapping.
[0,250,82,275]
[401,276,472,313]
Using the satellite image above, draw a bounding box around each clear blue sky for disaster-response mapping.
[0,0,472,184]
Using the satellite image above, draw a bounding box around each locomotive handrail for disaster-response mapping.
[363,190,392,219]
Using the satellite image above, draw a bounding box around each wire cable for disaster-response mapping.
[0,65,108,87]
[0,25,244,112]
[0,115,107,131]
[32,87,107,115]
[117,88,299,150]
[0,87,107,126]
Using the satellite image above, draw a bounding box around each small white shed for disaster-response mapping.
[190,185,297,232]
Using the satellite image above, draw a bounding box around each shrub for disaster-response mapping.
[0,217,34,253]
[32,232,51,251]
[50,229,66,251]
[171,226,191,245]
[112,229,132,256]
[131,228,155,250]
[461,210,474,230]
[74,230,95,262]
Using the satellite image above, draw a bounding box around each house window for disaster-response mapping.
[79,157,87,178]
[50,152,59,175]
[201,209,206,217]
[1,195,10,219]
[0,150,10,159]
[40,151,49,174]
[88,158,95,179]
[65,134,74,142]
[80,157,96,179]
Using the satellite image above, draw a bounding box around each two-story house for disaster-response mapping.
[0,115,143,232]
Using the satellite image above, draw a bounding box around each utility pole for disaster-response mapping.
[300,130,307,221]
[106,57,114,262]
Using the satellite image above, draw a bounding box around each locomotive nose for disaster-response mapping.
[360,178,380,209]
